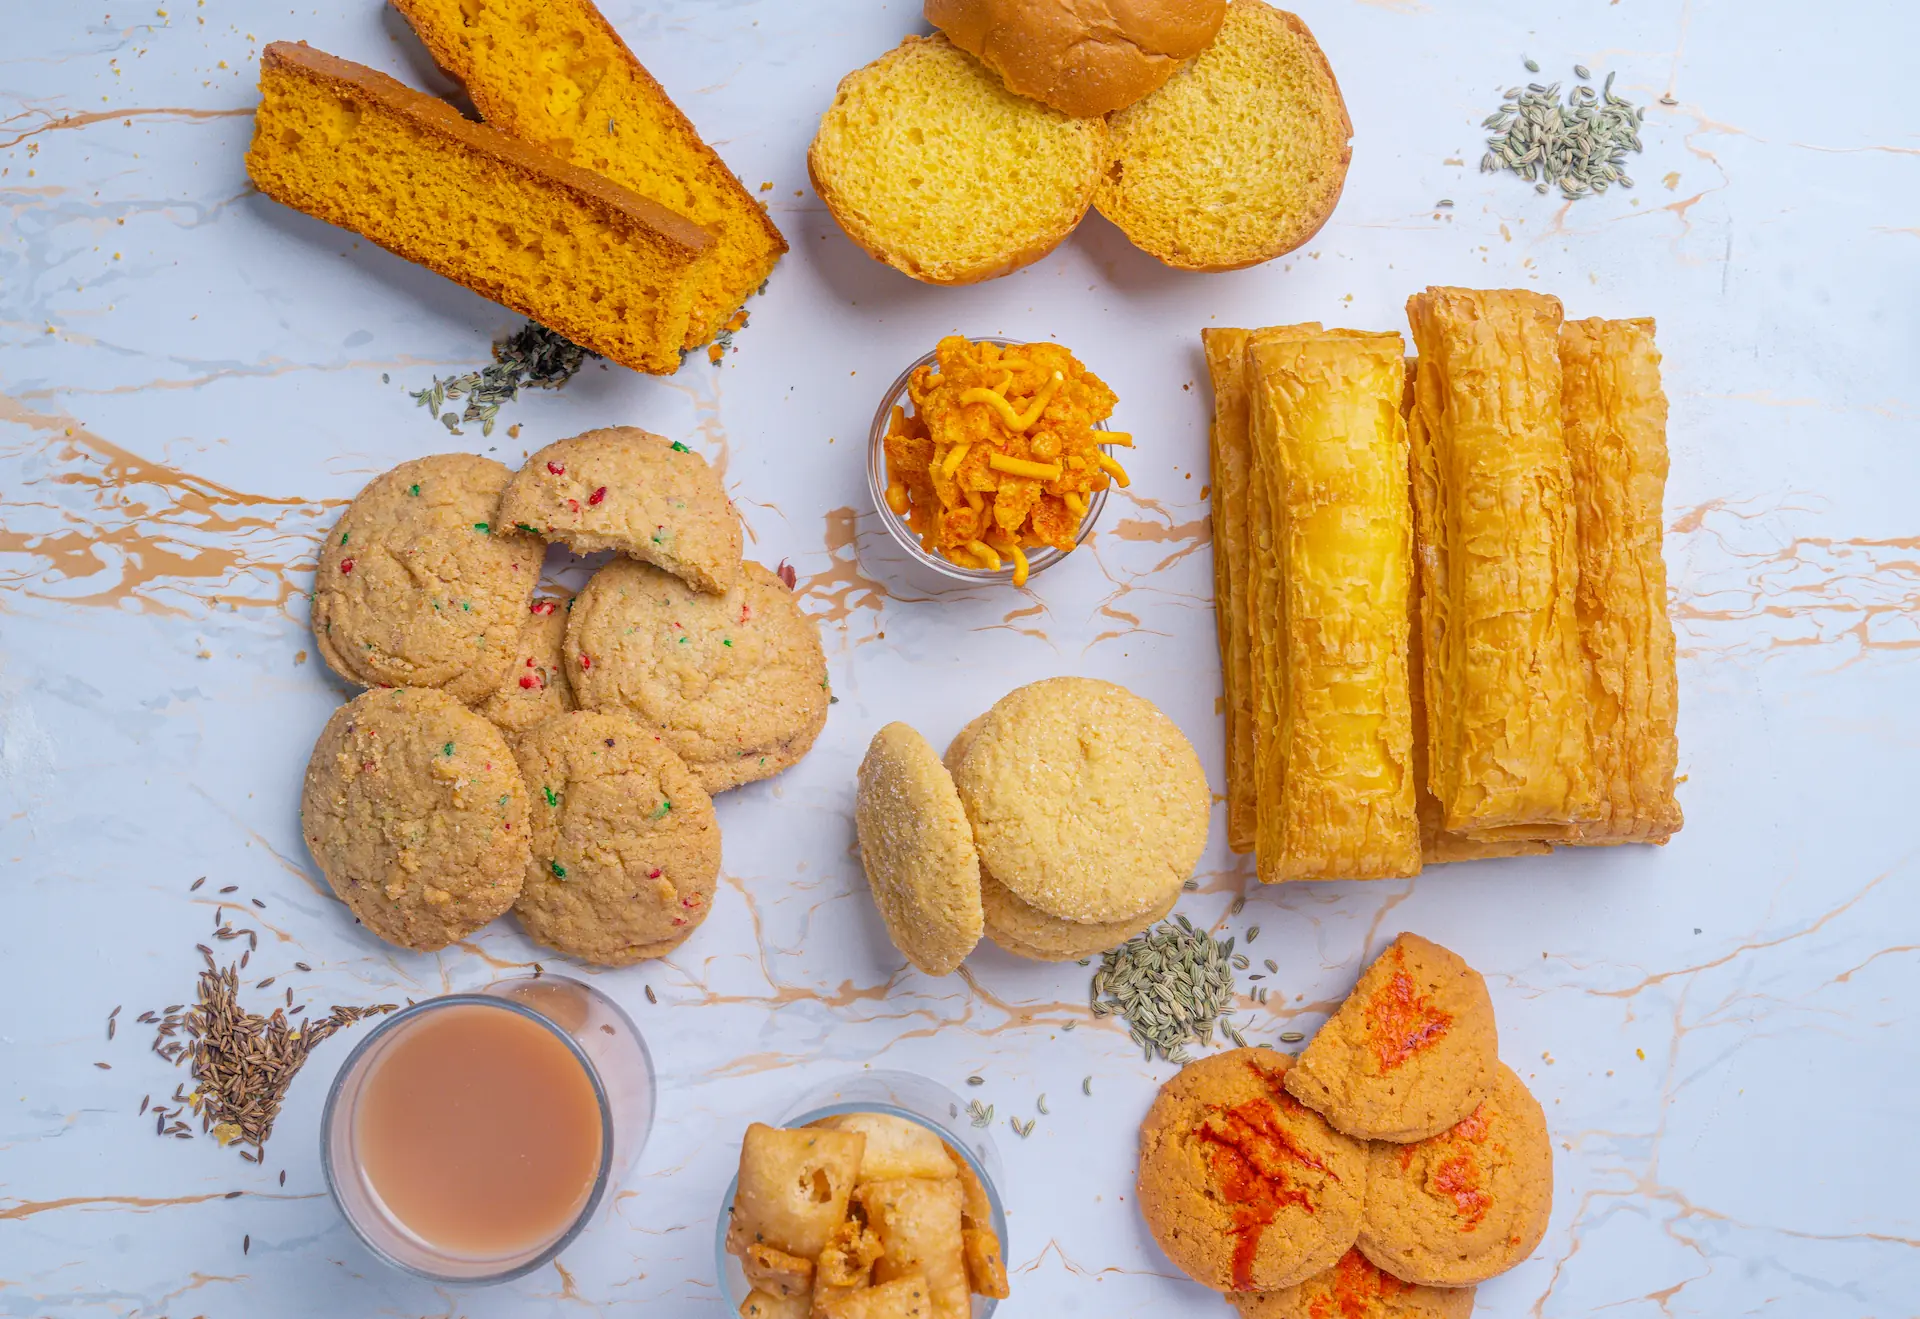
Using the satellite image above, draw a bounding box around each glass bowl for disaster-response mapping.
[714,1070,1007,1316]
[865,337,1115,588]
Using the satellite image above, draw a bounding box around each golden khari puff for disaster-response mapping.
[1398,357,1551,865]
[1246,328,1420,881]
[883,336,1124,585]
[1201,328,1259,854]
[1406,288,1598,840]
[1561,317,1683,844]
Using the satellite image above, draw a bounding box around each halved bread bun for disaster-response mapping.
[1096,0,1352,271]
[808,34,1108,285]
[926,0,1227,119]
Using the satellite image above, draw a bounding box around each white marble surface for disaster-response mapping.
[4,1,1917,1314]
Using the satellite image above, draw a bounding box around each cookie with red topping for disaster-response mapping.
[1137,1047,1368,1294]
[1356,1062,1552,1286]
[1285,934,1497,1143]
[1229,1248,1475,1319]
[510,709,719,965]
[475,593,576,739]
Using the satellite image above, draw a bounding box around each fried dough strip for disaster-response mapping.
[1246,329,1420,881]
[1561,317,1683,844]
[1406,287,1597,838]
[1202,328,1257,854]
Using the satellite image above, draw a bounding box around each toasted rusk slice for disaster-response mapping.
[1560,317,1683,845]
[1406,287,1597,840]
[1202,328,1258,854]
[1245,328,1419,881]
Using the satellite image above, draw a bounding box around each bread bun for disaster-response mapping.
[926,0,1227,119]
[1096,0,1351,271]
[808,34,1107,285]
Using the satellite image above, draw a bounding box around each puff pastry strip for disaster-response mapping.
[1561,317,1683,844]
[1406,287,1597,839]
[1246,329,1420,881]
[1400,358,1552,864]
[1202,328,1259,854]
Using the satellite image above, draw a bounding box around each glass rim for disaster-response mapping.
[712,1098,1007,1316]
[866,335,1114,586]
[319,992,616,1286]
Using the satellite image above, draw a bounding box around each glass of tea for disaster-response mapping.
[321,974,654,1283]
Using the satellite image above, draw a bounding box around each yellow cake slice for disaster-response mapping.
[391,0,786,348]
[245,41,712,375]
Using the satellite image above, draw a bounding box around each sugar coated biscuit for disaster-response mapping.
[511,710,718,965]
[1284,933,1498,1143]
[1357,1062,1552,1286]
[313,454,542,703]
[951,677,1209,924]
[497,427,742,594]
[300,687,528,950]
[566,558,829,793]
[1137,1046,1368,1293]
[1230,1247,1474,1319]
[978,868,1173,962]
[855,723,984,976]
[475,594,576,739]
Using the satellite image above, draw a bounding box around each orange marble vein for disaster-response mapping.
[0,395,339,616]
[795,507,889,624]
[0,104,250,151]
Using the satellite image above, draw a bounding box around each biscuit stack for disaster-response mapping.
[1136,934,1553,1314]
[299,430,829,964]
[853,677,1211,974]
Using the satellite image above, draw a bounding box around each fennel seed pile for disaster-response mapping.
[405,320,597,437]
[1480,63,1646,199]
[1090,916,1250,1064]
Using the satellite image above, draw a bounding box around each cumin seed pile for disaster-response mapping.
[1090,916,1251,1064]
[143,948,395,1161]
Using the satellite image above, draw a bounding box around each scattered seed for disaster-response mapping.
[403,322,597,438]
[279,1170,287,1187]
[139,1095,150,1115]
[190,877,205,891]
[1036,1094,1049,1116]
[1435,198,1453,208]
[1245,926,1260,944]
[225,1190,242,1199]
[966,1075,984,1087]
[243,1234,250,1254]
[644,985,658,1004]
[1062,1020,1076,1031]
[1182,879,1198,891]
[1229,895,1247,917]
[219,886,238,894]
[293,963,311,973]
[1010,1117,1035,1139]
[1082,1076,1093,1096]
[1524,57,1540,72]
[250,899,264,909]
[1281,1030,1306,1043]
[95,1061,111,1070]
[1574,64,1592,80]
[966,1100,994,1129]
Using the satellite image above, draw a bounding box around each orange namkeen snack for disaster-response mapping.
[883,336,1126,585]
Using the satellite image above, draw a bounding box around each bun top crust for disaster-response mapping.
[925,0,1227,117]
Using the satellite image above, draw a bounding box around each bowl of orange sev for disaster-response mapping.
[868,335,1130,587]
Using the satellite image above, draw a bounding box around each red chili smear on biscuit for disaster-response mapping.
[1195,1079,1334,1291]
[1366,944,1453,1070]
[1306,1249,1414,1319]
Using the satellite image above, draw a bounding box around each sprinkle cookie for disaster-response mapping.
[1356,1062,1553,1286]
[497,427,742,594]
[1284,933,1498,1143]
[312,454,541,703]
[300,687,529,951]
[511,710,720,965]
[566,558,829,793]
[1137,1047,1368,1294]
[474,594,576,740]
[1229,1248,1475,1319]
[855,723,984,976]
[951,677,1209,924]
